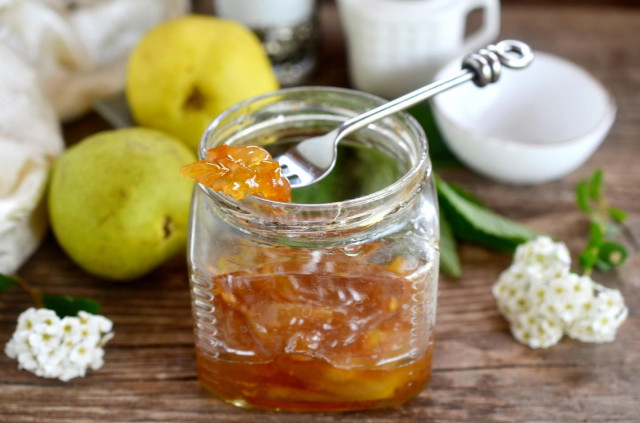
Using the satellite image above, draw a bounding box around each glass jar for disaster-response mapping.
[187,87,439,412]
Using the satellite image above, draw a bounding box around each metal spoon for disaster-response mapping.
[274,40,534,189]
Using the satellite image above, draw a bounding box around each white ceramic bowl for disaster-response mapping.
[431,52,616,184]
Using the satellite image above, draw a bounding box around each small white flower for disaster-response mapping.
[5,329,30,358]
[5,308,114,381]
[4,339,17,359]
[83,312,113,333]
[514,236,571,274]
[99,331,115,347]
[76,312,102,345]
[90,347,105,370]
[37,353,64,379]
[567,284,628,343]
[60,316,82,343]
[69,340,96,367]
[30,308,61,335]
[28,330,63,355]
[16,308,39,332]
[17,351,39,371]
[492,263,540,321]
[510,310,564,349]
[59,366,84,382]
[539,273,594,324]
[38,345,70,379]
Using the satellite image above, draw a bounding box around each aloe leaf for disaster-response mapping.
[439,209,462,278]
[436,175,538,251]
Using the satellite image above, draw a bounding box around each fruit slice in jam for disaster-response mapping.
[180,145,291,202]
[194,246,434,411]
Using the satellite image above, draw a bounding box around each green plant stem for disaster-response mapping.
[13,275,44,308]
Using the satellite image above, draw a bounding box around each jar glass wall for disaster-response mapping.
[188,88,439,412]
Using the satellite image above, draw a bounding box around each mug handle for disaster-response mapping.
[461,0,501,52]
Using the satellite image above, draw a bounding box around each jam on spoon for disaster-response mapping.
[180,144,291,203]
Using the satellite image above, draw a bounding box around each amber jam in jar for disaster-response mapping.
[187,88,439,412]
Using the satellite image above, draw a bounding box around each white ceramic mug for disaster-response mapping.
[337,0,500,98]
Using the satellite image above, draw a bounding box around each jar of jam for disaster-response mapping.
[187,87,439,412]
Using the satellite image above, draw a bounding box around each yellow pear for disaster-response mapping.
[127,15,279,150]
[48,128,196,281]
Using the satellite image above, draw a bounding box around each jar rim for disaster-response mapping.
[197,87,430,239]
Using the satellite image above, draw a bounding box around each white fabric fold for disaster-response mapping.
[0,0,189,121]
[0,43,63,274]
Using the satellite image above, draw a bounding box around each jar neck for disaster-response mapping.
[200,162,430,245]
[198,87,431,245]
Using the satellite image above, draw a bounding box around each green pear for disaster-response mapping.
[127,15,279,151]
[48,128,196,281]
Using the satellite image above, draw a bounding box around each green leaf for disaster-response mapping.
[574,169,630,275]
[588,169,604,201]
[41,294,101,318]
[0,273,17,294]
[587,221,604,247]
[576,180,591,213]
[439,209,462,278]
[408,104,462,169]
[579,246,599,272]
[597,242,628,269]
[436,175,538,251]
[608,207,628,223]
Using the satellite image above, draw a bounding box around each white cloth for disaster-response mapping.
[0,0,188,121]
[0,43,64,274]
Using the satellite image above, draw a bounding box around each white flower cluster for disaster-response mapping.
[5,308,114,381]
[493,236,628,348]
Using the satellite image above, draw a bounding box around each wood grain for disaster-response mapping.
[1,3,640,422]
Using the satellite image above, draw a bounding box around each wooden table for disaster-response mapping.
[2,3,639,422]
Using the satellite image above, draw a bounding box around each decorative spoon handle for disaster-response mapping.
[336,40,534,142]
